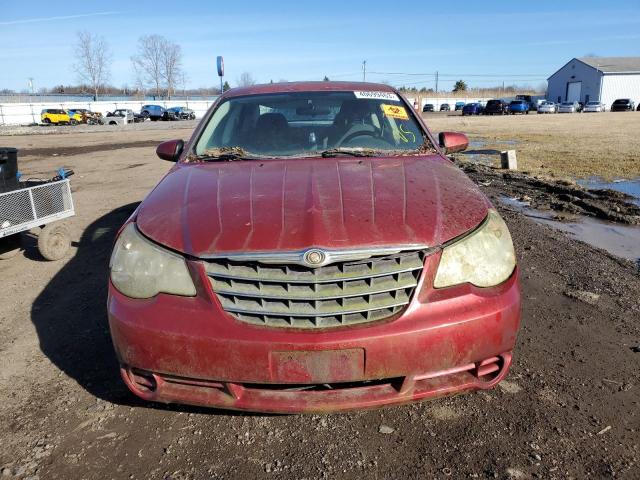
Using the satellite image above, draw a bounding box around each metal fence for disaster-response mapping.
[0,99,218,126]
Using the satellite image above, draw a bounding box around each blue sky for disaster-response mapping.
[1,0,639,92]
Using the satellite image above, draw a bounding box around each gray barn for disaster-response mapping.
[547,57,640,108]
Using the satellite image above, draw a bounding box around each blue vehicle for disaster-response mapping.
[461,102,483,116]
[508,100,530,115]
[140,104,166,121]
[454,101,466,111]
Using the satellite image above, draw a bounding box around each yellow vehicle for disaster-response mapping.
[40,109,71,125]
[67,110,84,123]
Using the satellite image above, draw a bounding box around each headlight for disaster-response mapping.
[434,210,516,288]
[109,223,196,299]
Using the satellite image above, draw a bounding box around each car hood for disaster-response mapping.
[136,155,491,256]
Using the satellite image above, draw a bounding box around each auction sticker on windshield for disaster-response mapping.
[381,104,409,120]
[353,91,400,101]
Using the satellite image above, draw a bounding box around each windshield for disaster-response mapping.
[194,91,428,158]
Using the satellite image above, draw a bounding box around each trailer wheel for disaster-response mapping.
[0,234,22,260]
[38,223,71,261]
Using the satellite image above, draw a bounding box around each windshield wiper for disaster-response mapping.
[191,147,261,162]
[320,148,380,158]
[195,152,257,161]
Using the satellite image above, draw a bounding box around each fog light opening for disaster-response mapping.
[129,368,158,393]
[474,356,502,382]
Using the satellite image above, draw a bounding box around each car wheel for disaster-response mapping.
[70,119,78,125]
[38,223,71,261]
[43,118,51,124]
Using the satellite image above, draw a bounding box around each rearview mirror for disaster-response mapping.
[156,139,184,162]
[439,132,469,154]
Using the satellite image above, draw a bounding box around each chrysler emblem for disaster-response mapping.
[303,249,326,266]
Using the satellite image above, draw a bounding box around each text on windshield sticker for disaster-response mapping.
[353,91,400,101]
[381,104,409,120]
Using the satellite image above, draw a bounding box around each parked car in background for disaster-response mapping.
[558,101,579,113]
[515,94,544,111]
[508,100,529,114]
[583,101,605,113]
[41,109,71,125]
[165,106,196,120]
[440,103,451,112]
[140,104,166,120]
[422,103,435,112]
[484,99,509,115]
[537,101,558,114]
[461,102,483,116]
[108,109,135,123]
[66,110,84,124]
[610,99,635,112]
[107,81,520,413]
[454,101,465,111]
[162,109,180,121]
[68,108,103,124]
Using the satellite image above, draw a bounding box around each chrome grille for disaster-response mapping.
[204,249,427,329]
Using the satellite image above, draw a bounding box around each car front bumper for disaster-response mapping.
[108,256,521,413]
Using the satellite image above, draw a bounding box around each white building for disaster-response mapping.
[547,57,640,107]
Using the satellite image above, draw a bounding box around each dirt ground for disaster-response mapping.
[424,111,640,179]
[1,123,639,479]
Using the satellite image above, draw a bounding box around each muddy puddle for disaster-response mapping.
[460,139,517,166]
[502,196,640,262]
[577,177,640,207]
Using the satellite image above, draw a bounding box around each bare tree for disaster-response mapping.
[161,41,182,99]
[237,72,256,87]
[74,31,111,100]
[131,35,182,98]
[131,35,164,97]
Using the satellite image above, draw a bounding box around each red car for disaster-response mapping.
[108,82,521,413]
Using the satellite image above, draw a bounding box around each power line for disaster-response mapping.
[368,71,547,78]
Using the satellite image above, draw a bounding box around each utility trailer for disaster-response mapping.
[0,147,75,260]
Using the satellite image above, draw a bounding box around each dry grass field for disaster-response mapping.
[424,111,640,180]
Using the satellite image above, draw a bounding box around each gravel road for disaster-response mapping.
[0,127,638,479]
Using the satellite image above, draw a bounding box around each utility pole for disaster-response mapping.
[362,60,367,82]
[28,77,34,103]
[435,71,438,94]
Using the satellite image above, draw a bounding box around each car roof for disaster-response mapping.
[222,81,396,99]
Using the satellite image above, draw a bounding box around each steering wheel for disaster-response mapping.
[338,129,378,147]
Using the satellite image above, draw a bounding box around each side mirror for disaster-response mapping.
[156,139,184,162]
[439,132,469,154]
